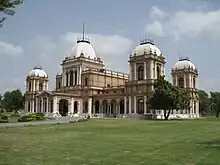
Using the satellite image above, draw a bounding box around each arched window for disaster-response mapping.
[137,99,144,114]
[39,83,43,91]
[178,77,184,88]
[29,82,31,91]
[193,77,196,88]
[85,78,88,86]
[138,66,144,80]
[83,101,88,113]
[70,70,73,86]
[50,99,53,113]
[156,66,160,79]
[66,72,68,86]
[58,81,61,89]
[74,70,77,85]
[28,102,30,112]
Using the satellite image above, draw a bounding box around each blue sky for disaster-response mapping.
[0,0,220,93]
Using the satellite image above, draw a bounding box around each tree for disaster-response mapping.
[0,0,23,27]
[198,90,210,115]
[209,92,220,118]
[149,76,190,120]
[2,89,24,112]
[149,76,176,120]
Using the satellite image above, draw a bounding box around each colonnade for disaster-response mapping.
[173,73,197,88]
[62,65,82,87]
[26,80,48,92]
[24,95,199,118]
[130,61,165,81]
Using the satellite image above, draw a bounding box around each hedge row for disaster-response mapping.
[17,113,45,122]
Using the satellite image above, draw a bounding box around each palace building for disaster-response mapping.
[24,32,199,119]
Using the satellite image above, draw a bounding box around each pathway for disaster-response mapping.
[0,116,82,128]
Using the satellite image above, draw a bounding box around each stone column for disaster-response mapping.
[184,74,186,88]
[144,62,146,80]
[62,70,65,87]
[88,98,92,114]
[36,80,39,91]
[78,66,82,85]
[36,98,38,113]
[68,71,71,87]
[175,76,178,86]
[144,96,147,114]
[129,96,132,114]
[71,98,74,114]
[196,100,199,116]
[124,96,127,114]
[149,61,153,79]
[133,96,137,113]
[73,70,75,86]
[154,62,156,79]
[134,63,136,80]
[129,63,132,81]
[46,97,49,113]
[32,100,35,113]
[53,96,58,113]
[99,103,102,114]
[41,97,44,112]
[188,74,191,88]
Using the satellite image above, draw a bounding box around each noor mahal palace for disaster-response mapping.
[24,31,200,119]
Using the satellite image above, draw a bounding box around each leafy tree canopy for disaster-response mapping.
[0,0,23,27]
[149,76,190,120]
[198,90,210,115]
[2,89,24,112]
[209,92,220,117]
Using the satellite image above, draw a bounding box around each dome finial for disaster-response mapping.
[140,37,154,45]
[76,23,91,44]
[179,56,190,61]
[82,22,85,41]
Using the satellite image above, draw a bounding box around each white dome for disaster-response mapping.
[28,67,47,77]
[69,40,97,59]
[173,59,196,70]
[132,41,162,56]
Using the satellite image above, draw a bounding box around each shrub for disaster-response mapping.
[0,119,8,123]
[87,115,90,120]
[1,115,8,120]
[17,113,45,122]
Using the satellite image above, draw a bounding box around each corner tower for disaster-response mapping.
[171,57,199,118]
[129,38,165,88]
[25,67,48,113]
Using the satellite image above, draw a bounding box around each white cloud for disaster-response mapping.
[149,6,169,20]
[0,41,23,56]
[63,32,133,56]
[145,6,220,41]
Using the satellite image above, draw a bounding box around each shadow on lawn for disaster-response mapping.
[199,140,220,150]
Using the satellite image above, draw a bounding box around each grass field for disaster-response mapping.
[0,118,220,165]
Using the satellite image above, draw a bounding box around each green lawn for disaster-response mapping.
[0,118,219,165]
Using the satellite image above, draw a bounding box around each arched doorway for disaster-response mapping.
[103,100,108,114]
[111,100,117,114]
[74,101,78,113]
[59,99,68,116]
[119,99,124,114]
[137,99,144,114]
[83,101,88,113]
[95,100,99,113]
